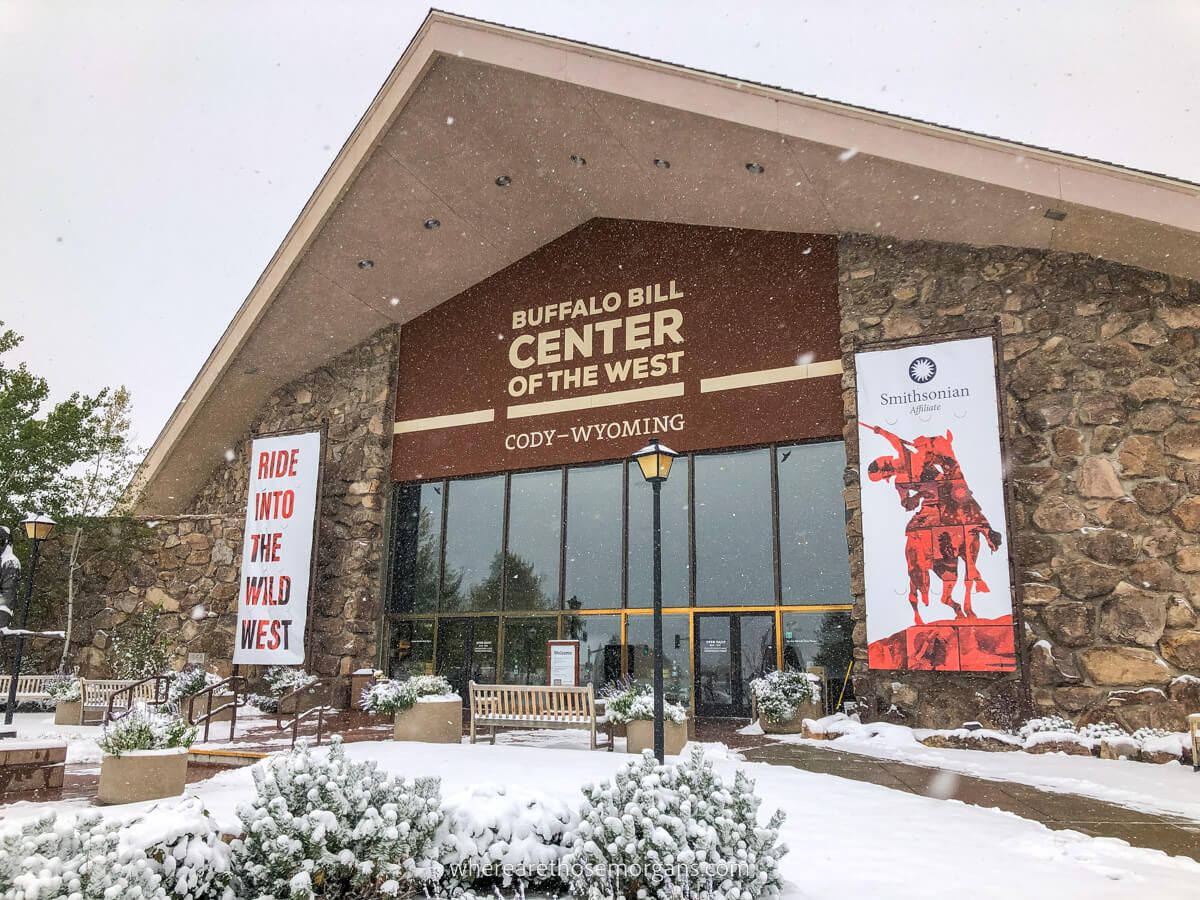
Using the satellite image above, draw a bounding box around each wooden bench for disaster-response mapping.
[469,681,612,750]
[0,675,57,704]
[82,678,162,724]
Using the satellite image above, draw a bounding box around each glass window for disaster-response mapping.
[781,610,854,713]
[389,482,442,613]
[442,476,504,611]
[694,449,774,605]
[626,613,691,706]
[778,442,852,604]
[564,464,622,609]
[627,458,690,607]
[505,471,562,610]
[501,616,557,685]
[389,619,435,677]
[564,614,623,690]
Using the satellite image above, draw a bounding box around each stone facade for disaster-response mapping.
[839,234,1200,730]
[34,326,398,686]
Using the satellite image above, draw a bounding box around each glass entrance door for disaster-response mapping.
[436,617,498,698]
[694,613,776,717]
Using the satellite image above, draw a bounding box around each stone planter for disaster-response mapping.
[393,696,462,743]
[97,748,189,805]
[758,699,823,735]
[53,700,82,726]
[626,718,689,756]
[278,690,324,716]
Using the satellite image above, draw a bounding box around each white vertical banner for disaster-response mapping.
[232,430,323,665]
[855,336,1015,672]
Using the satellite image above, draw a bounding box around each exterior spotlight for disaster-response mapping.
[570,154,587,167]
[745,162,765,174]
[423,218,441,230]
[653,158,671,170]
[357,259,374,270]
[630,438,679,763]
[495,175,512,187]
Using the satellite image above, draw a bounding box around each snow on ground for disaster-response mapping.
[2,736,1198,898]
[7,711,103,765]
[757,718,1200,823]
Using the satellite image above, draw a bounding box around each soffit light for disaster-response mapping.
[357,259,374,270]
[745,162,765,175]
[632,437,679,484]
[424,218,441,230]
[653,158,671,170]
[1044,208,1067,221]
[495,175,512,187]
[570,154,587,167]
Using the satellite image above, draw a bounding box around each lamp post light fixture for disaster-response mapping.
[3,514,57,730]
[631,437,679,763]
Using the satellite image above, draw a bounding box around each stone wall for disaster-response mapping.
[36,326,399,683]
[839,234,1200,730]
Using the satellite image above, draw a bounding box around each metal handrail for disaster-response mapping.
[274,677,335,747]
[104,673,172,723]
[186,675,248,743]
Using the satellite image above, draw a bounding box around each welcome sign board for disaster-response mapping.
[233,430,322,665]
[855,335,1016,672]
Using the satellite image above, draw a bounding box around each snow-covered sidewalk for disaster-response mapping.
[2,738,1198,898]
[751,718,1200,823]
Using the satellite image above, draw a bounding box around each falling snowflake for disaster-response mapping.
[838,147,859,162]
[795,351,816,366]
[446,115,455,125]
[223,448,235,462]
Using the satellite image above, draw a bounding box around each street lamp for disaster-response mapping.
[3,514,57,729]
[631,437,678,763]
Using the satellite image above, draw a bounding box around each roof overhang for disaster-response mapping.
[132,10,1200,513]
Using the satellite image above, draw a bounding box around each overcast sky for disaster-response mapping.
[2,0,1198,451]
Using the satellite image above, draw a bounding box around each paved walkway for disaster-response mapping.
[738,739,1200,862]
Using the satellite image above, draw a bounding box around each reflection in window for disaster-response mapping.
[501,616,557,685]
[564,465,622,609]
[778,442,851,604]
[627,458,690,607]
[694,449,774,605]
[389,619,435,677]
[389,482,442,613]
[506,471,562,610]
[626,614,691,704]
[442,476,504,611]
[781,610,854,713]
[564,614,623,690]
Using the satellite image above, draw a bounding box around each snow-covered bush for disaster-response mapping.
[563,746,786,900]
[361,674,455,715]
[602,680,687,725]
[1131,726,1170,744]
[0,799,232,899]
[263,665,318,694]
[1016,715,1076,740]
[247,692,279,714]
[437,784,578,894]
[110,607,173,679]
[233,737,443,899]
[98,706,197,757]
[749,670,820,724]
[167,666,221,707]
[1076,721,1124,742]
[45,672,81,703]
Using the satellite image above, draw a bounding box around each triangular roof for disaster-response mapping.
[133,9,1200,512]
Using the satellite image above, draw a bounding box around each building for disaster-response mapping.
[84,11,1200,729]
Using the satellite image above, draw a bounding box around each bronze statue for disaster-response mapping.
[0,526,19,630]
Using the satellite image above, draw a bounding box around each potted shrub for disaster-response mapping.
[362,674,461,743]
[46,673,83,726]
[750,669,823,734]
[169,666,233,722]
[97,707,197,804]
[603,681,689,755]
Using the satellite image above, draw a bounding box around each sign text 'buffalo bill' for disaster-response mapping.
[855,336,1016,673]
[391,220,845,480]
[233,431,322,665]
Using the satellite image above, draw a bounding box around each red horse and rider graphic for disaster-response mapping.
[860,421,1015,671]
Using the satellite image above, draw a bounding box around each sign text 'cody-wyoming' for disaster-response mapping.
[232,431,322,665]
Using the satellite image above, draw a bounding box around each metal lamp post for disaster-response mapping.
[3,514,57,728]
[631,437,678,763]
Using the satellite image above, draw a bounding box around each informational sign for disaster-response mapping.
[392,221,843,480]
[547,640,580,687]
[233,430,323,665]
[855,336,1015,672]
